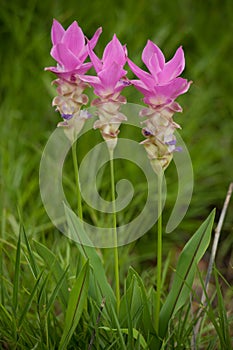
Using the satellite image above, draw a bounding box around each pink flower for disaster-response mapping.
[81,34,128,99]
[128,40,191,108]
[45,19,102,79]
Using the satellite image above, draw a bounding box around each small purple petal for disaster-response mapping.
[166,139,177,146]
[61,113,73,120]
[175,146,183,152]
[122,79,131,86]
[80,109,92,119]
[142,128,152,137]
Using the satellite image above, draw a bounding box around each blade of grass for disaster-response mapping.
[12,226,21,316]
[59,261,89,350]
[0,208,6,305]
[0,303,12,323]
[214,268,232,348]
[88,297,106,350]
[22,225,39,278]
[18,270,44,329]
[158,210,215,342]
[64,204,116,308]
[33,240,69,308]
[46,265,69,315]
[100,327,148,349]
[193,183,233,342]
[109,303,127,350]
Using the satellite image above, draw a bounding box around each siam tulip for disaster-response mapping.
[128,40,191,174]
[81,34,129,312]
[45,19,102,139]
[45,19,102,79]
[81,34,129,151]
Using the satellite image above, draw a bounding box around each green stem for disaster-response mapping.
[109,149,120,314]
[72,141,83,220]
[155,173,163,333]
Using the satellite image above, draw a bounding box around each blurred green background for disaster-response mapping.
[0,0,233,267]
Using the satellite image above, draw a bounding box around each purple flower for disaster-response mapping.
[81,34,128,99]
[128,40,191,108]
[45,19,102,78]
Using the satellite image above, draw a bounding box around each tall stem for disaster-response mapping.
[109,149,120,314]
[72,141,83,220]
[155,173,163,333]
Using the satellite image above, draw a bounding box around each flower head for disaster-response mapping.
[81,34,128,99]
[45,19,102,79]
[79,34,129,150]
[127,41,191,173]
[128,40,191,109]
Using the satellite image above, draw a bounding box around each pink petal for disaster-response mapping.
[51,19,65,45]
[123,44,128,57]
[88,27,102,49]
[80,75,101,86]
[45,62,92,77]
[80,27,102,62]
[127,58,154,88]
[76,62,93,74]
[62,21,85,56]
[130,79,151,96]
[113,80,129,95]
[103,34,126,67]
[155,78,191,99]
[158,46,185,83]
[98,62,124,90]
[147,54,162,81]
[142,40,165,73]
[87,46,102,73]
[51,43,81,70]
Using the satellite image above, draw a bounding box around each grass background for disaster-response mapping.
[0,0,233,348]
[1,0,232,261]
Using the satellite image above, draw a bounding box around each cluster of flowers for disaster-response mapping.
[45,19,191,172]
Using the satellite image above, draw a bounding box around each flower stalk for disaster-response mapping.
[109,149,120,314]
[72,141,83,220]
[155,172,163,333]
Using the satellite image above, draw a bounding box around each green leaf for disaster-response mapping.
[125,267,155,333]
[214,269,231,348]
[130,267,154,334]
[12,227,21,316]
[59,261,89,350]
[159,210,215,339]
[101,327,148,349]
[33,240,69,308]
[22,225,39,278]
[64,204,115,309]
[18,271,44,328]
[120,272,142,327]
[46,265,70,315]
